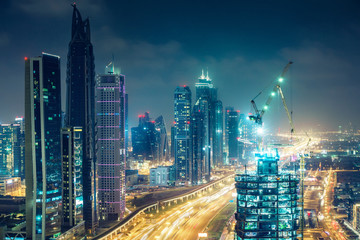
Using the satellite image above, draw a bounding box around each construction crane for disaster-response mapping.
[249,61,309,240]
[249,61,293,129]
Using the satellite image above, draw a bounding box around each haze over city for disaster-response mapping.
[1,0,360,130]
[1,1,360,240]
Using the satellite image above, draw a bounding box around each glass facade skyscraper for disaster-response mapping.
[61,127,83,231]
[0,123,21,177]
[96,73,126,222]
[66,4,97,234]
[174,86,191,182]
[25,53,62,239]
[235,150,300,240]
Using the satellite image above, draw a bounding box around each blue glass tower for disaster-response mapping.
[174,86,191,183]
[66,4,97,235]
[25,53,62,239]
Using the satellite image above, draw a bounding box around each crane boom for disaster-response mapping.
[249,61,293,125]
[277,86,295,134]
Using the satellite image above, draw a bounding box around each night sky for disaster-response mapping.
[1,0,360,132]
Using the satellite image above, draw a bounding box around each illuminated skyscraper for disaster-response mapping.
[0,123,21,177]
[226,108,240,165]
[191,101,207,184]
[25,53,62,239]
[213,100,223,167]
[155,116,170,163]
[14,117,25,179]
[174,86,191,182]
[96,71,126,222]
[131,113,158,161]
[66,4,97,234]
[235,150,299,239]
[61,127,83,231]
[194,71,219,181]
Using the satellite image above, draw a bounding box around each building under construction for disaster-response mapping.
[235,150,300,239]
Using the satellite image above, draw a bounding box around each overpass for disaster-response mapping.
[93,174,235,240]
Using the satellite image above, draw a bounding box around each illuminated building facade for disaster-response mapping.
[14,117,25,179]
[96,72,126,222]
[213,100,223,167]
[0,176,22,196]
[0,123,21,177]
[25,53,62,239]
[235,151,299,240]
[66,4,97,234]
[194,70,223,178]
[131,112,158,161]
[174,86,191,182]
[155,116,170,163]
[61,127,83,231]
[227,108,240,165]
[190,103,206,184]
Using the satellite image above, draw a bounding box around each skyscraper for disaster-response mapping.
[235,150,299,239]
[155,116,170,163]
[225,108,240,165]
[191,98,210,183]
[174,86,191,183]
[213,100,223,167]
[25,53,62,239]
[14,117,25,179]
[96,71,126,222]
[0,123,20,177]
[194,71,219,181]
[61,127,83,231]
[131,112,158,161]
[66,4,97,234]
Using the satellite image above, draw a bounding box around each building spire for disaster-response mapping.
[199,69,206,79]
[206,69,211,81]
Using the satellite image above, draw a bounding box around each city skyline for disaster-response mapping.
[1,0,360,131]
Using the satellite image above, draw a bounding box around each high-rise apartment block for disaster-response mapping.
[174,86,192,183]
[96,72,126,222]
[66,5,97,234]
[25,53,62,239]
[61,127,83,231]
[235,150,299,239]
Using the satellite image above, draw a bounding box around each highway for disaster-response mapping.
[114,182,235,240]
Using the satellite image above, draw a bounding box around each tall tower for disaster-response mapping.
[14,117,25,179]
[96,71,126,222]
[235,150,300,239]
[226,108,240,165]
[174,86,191,183]
[0,123,20,176]
[214,100,223,167]
[61,127,83,231]
[66,4,97,234]
[25,53,62,239]
[194,70,220,181]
